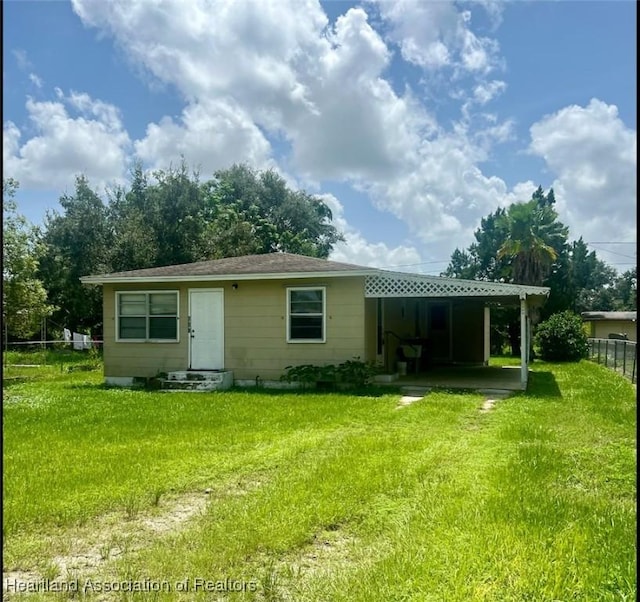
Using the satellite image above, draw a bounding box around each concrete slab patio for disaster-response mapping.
[385,365,525,392]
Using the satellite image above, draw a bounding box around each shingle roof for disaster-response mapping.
[581,311,637,321]
[82,252,374,282]
[80,251,550,301]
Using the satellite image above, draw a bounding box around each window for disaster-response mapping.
[117,292,178,341]
[287,287,325,343]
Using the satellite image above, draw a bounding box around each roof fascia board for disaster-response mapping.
[81,270,376,285]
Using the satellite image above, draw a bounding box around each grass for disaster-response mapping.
[2,356,636,601]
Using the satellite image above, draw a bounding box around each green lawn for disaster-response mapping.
[2,358,636,601]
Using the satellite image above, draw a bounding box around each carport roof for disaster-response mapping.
[364,271,549,300]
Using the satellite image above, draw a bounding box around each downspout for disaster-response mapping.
[520,294,528,389]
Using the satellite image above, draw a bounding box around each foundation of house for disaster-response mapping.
[162,370,234,392]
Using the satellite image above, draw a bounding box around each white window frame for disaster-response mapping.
[286,286,326,343]
[115,290,180,343]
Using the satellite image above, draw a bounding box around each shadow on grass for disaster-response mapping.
[68,382,124,391]
[67,382,392,397]
[2,376,31,388]
[230,385,393,398]
[523,371,562,399]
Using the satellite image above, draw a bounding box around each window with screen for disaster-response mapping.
[287,287,325,343]
[117,292,178,341]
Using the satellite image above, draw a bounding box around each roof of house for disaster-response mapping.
[81,251,550,300]
[581,311,637,322]
[81,252,375,283]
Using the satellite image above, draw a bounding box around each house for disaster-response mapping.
[81,252,549,389]
[581,311,637,342]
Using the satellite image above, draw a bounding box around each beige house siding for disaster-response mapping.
[226,277,366,380]
[103,277,366,381]
[103,283,191,378]
[587,320,637,342]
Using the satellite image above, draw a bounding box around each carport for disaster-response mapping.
[364,271,550,390]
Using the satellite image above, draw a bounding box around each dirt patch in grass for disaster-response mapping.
[396,395,424,408]
[294,526,357,576]
[3,478,266,594]
[256,524,360,602]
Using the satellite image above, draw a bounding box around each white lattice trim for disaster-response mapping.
[365,272,549,298]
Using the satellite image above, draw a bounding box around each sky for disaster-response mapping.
[3,0,637,275]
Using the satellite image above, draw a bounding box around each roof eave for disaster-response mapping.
[81,269,378,285]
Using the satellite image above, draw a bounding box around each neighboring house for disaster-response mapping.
[81,252,549,389]
[581,311,637,342]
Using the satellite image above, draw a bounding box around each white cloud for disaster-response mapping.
[528,99,636,250]
[134,100,273,175]
[321,194,423,270]
[63,0,635,275]
[28,73,43,88]
[3,121,21,160]
[12,49,31,70]
[70,0,328,123]
[473,80,506,105]
[68,0,515,265]
[373,0,501,75]
[3,93,130,190]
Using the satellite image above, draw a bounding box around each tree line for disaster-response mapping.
[442,186,636,353]
[3,167,636,346]
[3,162,344,339]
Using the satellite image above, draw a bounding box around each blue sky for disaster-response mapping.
[3,0,637,274]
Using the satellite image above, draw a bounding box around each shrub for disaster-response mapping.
[281,358,379,388]
[534,311,589,361]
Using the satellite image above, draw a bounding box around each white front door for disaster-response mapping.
[189,289,224,370]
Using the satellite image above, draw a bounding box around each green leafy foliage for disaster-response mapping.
[17,161,343,334]
[3,179,54,339]
[534,311,589,361]
[444,185,635,353]
[281,358,379,388]
[38,175,112,334]
[497,196,568,286]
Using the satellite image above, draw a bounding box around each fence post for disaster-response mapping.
[597,339,601,364]
[622,342,626,378]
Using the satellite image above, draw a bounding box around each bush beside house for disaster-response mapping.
[535,311,589,361]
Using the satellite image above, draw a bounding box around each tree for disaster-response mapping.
[108,164,158,272]
[36,162,345,332]
[443,207,511,281]
[107,161,344,269]
[444,187,569,355]
[497,196,568,286]
[38,175,112,334]
[3,179,53,339]
[614,268,637,310]
[201,164,343,259]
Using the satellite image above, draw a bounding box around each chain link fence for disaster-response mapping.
[587,338,636,384]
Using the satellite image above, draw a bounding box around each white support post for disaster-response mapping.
[520,296,528,388]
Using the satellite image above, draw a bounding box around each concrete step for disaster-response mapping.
[162,371,233,391]
[166,370,227,381]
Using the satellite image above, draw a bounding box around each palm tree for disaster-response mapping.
[497,196,568,358]
[497,199,567,286]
